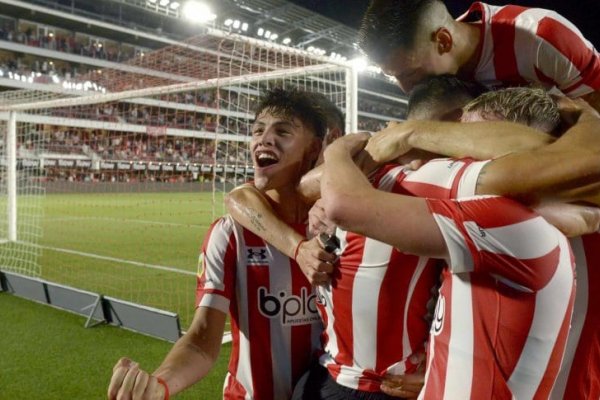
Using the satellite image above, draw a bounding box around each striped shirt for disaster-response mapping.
[412,158,600,399]
[459,2,600,97]
[551,233,600,399]
[317,164,442,392]
[405,158,576,398]
[422,196,575,399]
[196,216,322,400]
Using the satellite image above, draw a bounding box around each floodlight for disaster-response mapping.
[282,37,291,45]
[224,18,233,26]
[264,30,271,39]
[257,27,264,36]
[241,22,248,31]
[350,56,368,71]
[170,2,180,9]
[270,33,278,40]
[232,20,241,29]
[182,1,217,23]
[159,0,169,6]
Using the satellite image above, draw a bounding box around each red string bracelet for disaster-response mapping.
[293,239,307,261]
[156,377,170,400]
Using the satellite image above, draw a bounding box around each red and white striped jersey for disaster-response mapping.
[317,164,442,392]
[551,233,600,400]
[196,216,322,400]
[459,2,600,97]
[411,158,600,399]
[422,196,575,399]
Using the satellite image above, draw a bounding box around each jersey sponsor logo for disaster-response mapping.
[478,225,486,237]
[258,286,319,326]
[247,247,268,264]
[432,295,445,336]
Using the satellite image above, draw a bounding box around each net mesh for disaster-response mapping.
[0,29,354,329]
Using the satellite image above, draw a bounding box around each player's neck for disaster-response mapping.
[265,186,310,224]
[455,22,482,78]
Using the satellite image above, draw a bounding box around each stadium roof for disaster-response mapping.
[11,0,362,59]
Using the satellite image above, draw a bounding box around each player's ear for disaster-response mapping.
[324,127,343,146]
[433,27,453,55]
[310,137,323,158]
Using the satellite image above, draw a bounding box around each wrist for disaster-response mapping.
[156,376,170,400]
[293,239,307,261]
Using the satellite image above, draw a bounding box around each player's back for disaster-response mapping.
[403,158,575,399]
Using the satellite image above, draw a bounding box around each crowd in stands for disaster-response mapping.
[0,24,137,63]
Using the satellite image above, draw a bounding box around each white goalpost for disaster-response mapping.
[0,28,357,330]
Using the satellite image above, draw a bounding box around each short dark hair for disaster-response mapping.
[311,93,346,135]
[358,0,441,64]
[254,88,328,139]
[408,75,488,120]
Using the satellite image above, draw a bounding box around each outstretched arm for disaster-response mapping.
[108,306,226,399]
[475,115,600,204]
[365,120,554,164]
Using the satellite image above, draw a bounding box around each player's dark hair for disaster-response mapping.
[358,0,441,64]
[407,75,488,120]
[311,92,346,135]
[254,88,328,139]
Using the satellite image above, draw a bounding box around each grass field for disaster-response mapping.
[39,191,225,329]
[0,292,230,399]
[1,190,234,399]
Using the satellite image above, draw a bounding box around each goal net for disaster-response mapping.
[0,28,357,328]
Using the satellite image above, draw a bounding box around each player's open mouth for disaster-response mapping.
[255,150,279,168]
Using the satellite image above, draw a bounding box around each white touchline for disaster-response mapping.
[28,243,234,342]
[44,216,209,228]
[33,243,196,276]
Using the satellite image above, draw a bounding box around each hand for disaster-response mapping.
[108,357,166,400]
[380,371,425,399]
[308,199,336,237]
[553,95,583,130]
[381,351,426,399]
[326,132,371,157]
[364,121,414,164]
[295,236,336,285]
[534,202,600,237]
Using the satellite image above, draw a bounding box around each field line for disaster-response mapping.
[44,216,209,228]
[35,244,196,276]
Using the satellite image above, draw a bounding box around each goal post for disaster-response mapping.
[0,29,358,329]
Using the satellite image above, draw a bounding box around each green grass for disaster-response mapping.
[37,192,225,329]
[1,190,234,399]
[0,292,230,399]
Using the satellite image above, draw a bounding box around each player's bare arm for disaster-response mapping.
[224,184,335,285]
[321,133,448,259]
[580,89,600,114]
[108,306,225,400]
[475,115,600,204]
[364,119,554,164]
[297,133,379,203]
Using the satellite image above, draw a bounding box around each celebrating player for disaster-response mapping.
[107,88,334,400]
[369,79,600,399]
[358,0,600,111]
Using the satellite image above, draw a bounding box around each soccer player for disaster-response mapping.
[107,88,332,400]
[358,0,600,111]
[320,132,578,399]
[227,83,580,400]
[365,82,600,399]
[224,92,345,286]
